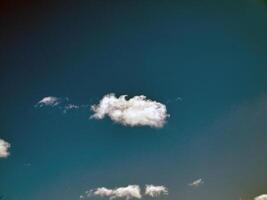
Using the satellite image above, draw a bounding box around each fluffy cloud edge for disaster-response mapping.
[91,93,169,128]
[0,138,11,158]
[145,185,168,197]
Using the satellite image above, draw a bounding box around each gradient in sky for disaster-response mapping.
[1,0,267,200]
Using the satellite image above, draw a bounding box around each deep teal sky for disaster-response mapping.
[1,1,267,200]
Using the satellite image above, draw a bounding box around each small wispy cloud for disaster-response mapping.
[255,194,267,200]
[91,93,169,128]
[63,104,80,113]
[144,185,168,197]
[0,138,10,158]
[86,185,142,200]
[35,96,88,114]
[188,178,204,187]
[35,96,63,107]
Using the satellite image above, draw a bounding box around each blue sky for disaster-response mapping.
[1,1,267,200]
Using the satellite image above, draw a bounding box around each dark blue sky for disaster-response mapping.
[1,1,267,200]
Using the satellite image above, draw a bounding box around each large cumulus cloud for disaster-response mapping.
[87,185,142,200]
[82,185,169,200]
[90,94,169,128]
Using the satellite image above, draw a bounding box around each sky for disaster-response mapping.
[1,0,267,200]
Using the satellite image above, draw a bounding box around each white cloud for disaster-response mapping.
[35,96,62,107]
[255,194,267,200]
[35,96,89,114]
[91,94,169,128]
[188,178,204,187]
[0,139,10,158]
[91,187,114,197]
[112,185,142,199]
[145,185,168,197]
[87,185,142,200]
